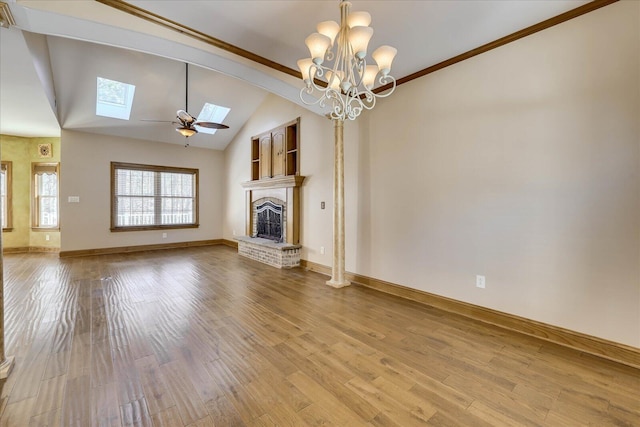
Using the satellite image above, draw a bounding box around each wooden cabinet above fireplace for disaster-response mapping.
[251,118,299,181]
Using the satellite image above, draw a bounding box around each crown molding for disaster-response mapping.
[97,0,618,92]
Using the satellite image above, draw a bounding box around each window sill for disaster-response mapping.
[32,227,60,232]
[110,224,200,232]
[2,228,13,232]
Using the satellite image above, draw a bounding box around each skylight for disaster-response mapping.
[195,103,230,135]
[96,77,135,120]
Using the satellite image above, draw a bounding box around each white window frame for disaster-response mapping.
[1,161,13,231]
[32,162,59,230]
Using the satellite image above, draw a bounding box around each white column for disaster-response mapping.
[327,119,350,288]
[0,145,14,379]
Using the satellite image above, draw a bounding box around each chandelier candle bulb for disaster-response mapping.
[297,58,314,84]
[317,20,340,45]
[372,45,397,76]
[362,65,378,89]
[305,33,331,64]
[346,10,371,28]
[349,26,374,59]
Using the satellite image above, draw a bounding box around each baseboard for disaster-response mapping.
[221,239,238,249]
[3,246,60,254]
[300,259,640,370]
[59,239,224,258]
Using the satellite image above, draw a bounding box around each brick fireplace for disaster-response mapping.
[237,175,305,268]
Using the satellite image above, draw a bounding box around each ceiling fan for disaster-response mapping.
[143,63,229,140]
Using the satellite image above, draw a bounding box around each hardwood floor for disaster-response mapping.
[0,246,638,426]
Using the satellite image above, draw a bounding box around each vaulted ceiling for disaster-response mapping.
[1,0,592,150]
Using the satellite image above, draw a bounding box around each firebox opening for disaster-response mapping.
[255,201,284,242]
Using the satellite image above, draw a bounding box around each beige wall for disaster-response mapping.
[360,1,639,347]
[1,134,61,249]
[60,130,224,252]
[224,2,639,347]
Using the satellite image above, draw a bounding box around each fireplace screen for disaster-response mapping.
[255,201,283,242]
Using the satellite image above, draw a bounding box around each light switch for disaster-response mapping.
[68,196,80,203]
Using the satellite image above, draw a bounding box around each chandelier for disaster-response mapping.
[298,0,397,121]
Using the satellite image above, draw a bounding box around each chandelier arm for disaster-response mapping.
[359,91,377,111]
[326,46,335,62]
[328,90,346,120]
[346,95,365,118]
[300,86,328,106]
[308,64,328,91]
[372,75,397,98]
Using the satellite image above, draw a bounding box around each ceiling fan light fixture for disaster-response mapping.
[176,127,197,138]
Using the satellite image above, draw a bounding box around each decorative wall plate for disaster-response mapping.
[38,143,52,158]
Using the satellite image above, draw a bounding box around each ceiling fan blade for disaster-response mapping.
[141,119,180,125]
[194,121,229,129]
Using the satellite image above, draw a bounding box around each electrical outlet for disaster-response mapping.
[233,229,236,236]
[162,232,167,239]
[476,275,485,289]
[320,246,325,255]
[45,234,50,241]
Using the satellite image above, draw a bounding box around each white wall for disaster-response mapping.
[60,130,224,251]
[361,1,639,347]
[223,3,639,347]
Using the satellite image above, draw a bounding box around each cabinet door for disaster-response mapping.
[259,134,272,179]
[271,127,286,177]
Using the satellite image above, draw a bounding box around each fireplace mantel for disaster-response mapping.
[241,175,306,245]
[241,175,305,190]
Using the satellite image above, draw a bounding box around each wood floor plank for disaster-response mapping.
[8,354,49,404]
[29,408,62,427]
[119,397,152,427]
[289,371,372,427]
[158,361,209,426]
[0,247,638,426]
[346,376,433,426]
[91,382,121,427]
[134,356,175,416]
[1,397,36,427]
[205,358,266,425]
[150,406,182,427]
[31,374,66,419]
[203,395,246,427]
[61,375,90,427]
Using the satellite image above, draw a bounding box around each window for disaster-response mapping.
[196,102,230,135]
[32,163,59,229]
[1,161,12,230]
[96,77,136,120]
[111,162,199,231]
